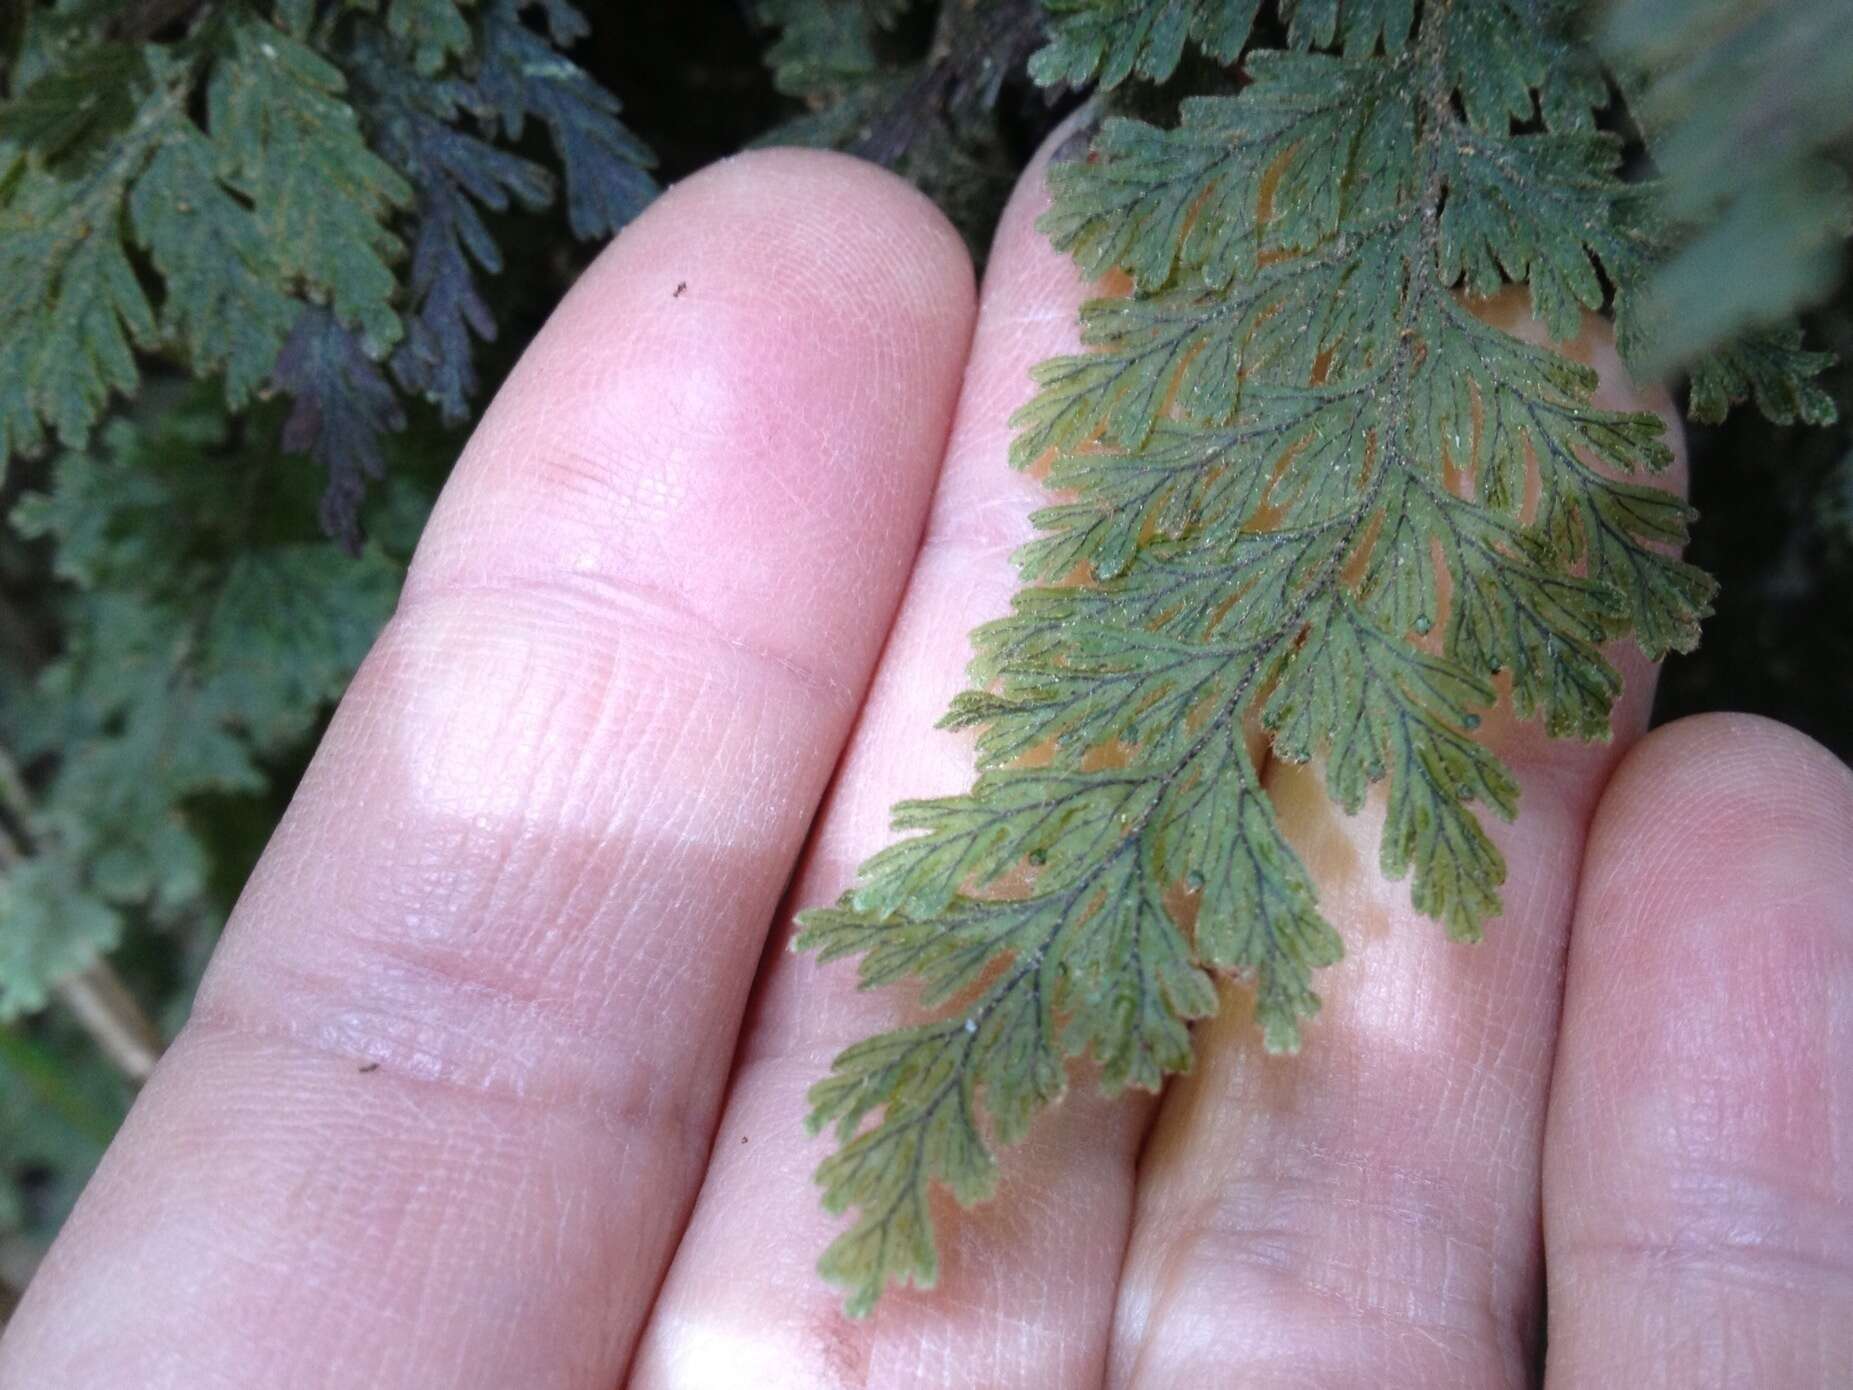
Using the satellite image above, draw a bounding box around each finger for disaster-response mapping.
[0,151,975,1390]
[629,124,1160,1388]
[1542,713,1853,1387]
[1107,297,1687,1388]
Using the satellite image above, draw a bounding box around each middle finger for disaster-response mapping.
[629,129,1149,1388]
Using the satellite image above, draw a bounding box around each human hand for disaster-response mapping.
[2,139,1848,1390]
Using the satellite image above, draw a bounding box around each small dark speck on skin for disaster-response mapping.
[740,1135,748,1144]
[358,1062,381,1074]
[673,281,687,298]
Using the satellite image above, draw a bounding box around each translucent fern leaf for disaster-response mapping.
[799,0,1740,1317]
[1265,593,1518,943]
[1042,56,1414,291]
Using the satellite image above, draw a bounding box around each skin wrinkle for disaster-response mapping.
[195,492,867,1112]
[1544,714,1853,1388]
[1182,1180,1506,1330]
[0,150,976,1390]
[411,548,865,703]
[408,161,968,675]
[85,1044,629,1383]
[8,141,1853,1390]
[227,641,778,1112]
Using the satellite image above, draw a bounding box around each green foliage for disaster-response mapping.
[0,0,656,540]
[1603,0,1853,379]
[0,1015,127,1259]
[0,0,1846,1324]
[0,77,170,463]
[0,382,435,1266]
[210,17,415,356]
[474,0,656,241]
[2,391,405,1020]
[374,0,474,75]
[128,111,302,409]
[796,0,1836,1317]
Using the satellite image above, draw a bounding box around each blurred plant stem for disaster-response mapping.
[0,750,163,1085]
[50,964,163,1085]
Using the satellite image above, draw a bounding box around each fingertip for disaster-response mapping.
[982,110,1098,309]
[1584,711,1853,909]
[1546,713,1853,1385]
[1611,708,1850,796]
[1563,709,1853,1100]
[405,147,978,675]
[648,146,978,323]
[1563,709,1853,1105]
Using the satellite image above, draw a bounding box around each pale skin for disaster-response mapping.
[2,139,1850,1390]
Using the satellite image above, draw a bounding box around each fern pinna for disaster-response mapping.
[793,0,1830,1317]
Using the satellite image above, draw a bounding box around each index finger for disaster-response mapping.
[0,151,975,1389]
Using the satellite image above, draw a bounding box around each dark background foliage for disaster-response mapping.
[0,0,1846,1315]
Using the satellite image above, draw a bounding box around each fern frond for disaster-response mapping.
[0,0,654,523]
[210,16,414,356]
[345,30,554,423]
[799,0,1783,1317]
[379,0,476,75]
[128,113,300,409]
